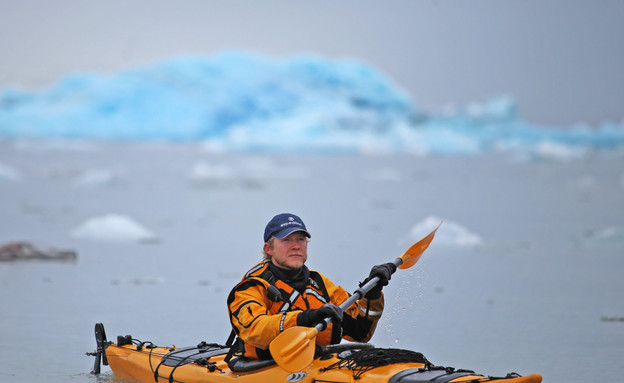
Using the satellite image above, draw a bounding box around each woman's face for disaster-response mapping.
[265,231,308,270]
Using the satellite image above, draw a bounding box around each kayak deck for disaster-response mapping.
[92,324,542,383]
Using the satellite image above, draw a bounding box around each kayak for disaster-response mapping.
[90,323,542,383]
[90,227,542,383]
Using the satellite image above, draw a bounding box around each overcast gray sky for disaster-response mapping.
[1,0,622,126]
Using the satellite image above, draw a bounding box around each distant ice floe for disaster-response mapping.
[0,162,22,181]
[406,215,484,248]
[532,141,587,162]
[72,168,117,188]
[188,158,310,187]
[188,161,236,186]
[578,226,624,251]
[236,157,311,180]
[71,214,159,243]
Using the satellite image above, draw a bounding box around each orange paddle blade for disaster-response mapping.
[270,326,319,372]
[398,221,442,269]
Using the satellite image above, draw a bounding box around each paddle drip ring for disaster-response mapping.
[320,348,430,379]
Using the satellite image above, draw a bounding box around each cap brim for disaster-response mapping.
[273,228,311,240]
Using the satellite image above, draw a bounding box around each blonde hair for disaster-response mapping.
[262,238,275,261]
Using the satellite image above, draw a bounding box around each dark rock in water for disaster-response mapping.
[0,241,77,262]
[600,316,624,323]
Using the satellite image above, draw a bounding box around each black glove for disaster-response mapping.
[360,262,397,300]
[297,304,343,330]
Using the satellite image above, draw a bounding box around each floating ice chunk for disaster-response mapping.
[236,157,310,180]
[188,161,235,185]
[534,141,586,161]
[199,139,227,154]
[0,162,22,181]
[466,94,517,121]
[73,168,116,188]
[3,53,623,155]
[238,157,276,176]
[580,226,624,250]
[407,215,483,248]
[71,214,159,243]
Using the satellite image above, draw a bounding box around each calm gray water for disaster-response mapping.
[1,141,623,382]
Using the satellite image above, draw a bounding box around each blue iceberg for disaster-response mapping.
[1,51,623,156]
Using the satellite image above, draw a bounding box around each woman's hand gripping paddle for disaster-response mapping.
[269,222,442,372]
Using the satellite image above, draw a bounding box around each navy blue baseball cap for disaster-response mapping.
[264,213,311,242]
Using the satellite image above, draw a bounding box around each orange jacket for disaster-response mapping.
[227,260,384,359]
